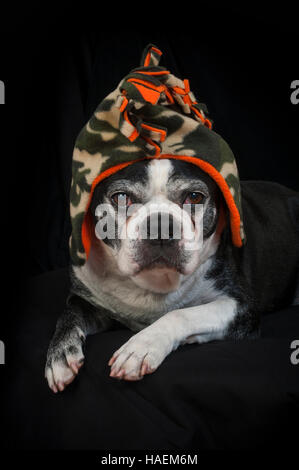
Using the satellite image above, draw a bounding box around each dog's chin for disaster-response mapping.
[130,259,183,294]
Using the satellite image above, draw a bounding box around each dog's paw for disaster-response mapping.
[45,327,85,393]
[108,330,170,381]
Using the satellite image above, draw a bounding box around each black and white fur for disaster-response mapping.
[45,159,299,391]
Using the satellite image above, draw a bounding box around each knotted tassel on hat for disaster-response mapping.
[115,44,212,157]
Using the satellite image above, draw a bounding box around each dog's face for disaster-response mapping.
[90,159,221,293]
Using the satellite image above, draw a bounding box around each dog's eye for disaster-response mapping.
[111,192,132,207]
[184,192,204,204]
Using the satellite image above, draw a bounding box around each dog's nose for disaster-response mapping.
[145,213,179,245]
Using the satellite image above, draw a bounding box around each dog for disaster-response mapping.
[45,157,299,392]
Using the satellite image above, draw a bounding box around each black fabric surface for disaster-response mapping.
[4,268,299,450]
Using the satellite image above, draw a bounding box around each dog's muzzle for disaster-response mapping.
[131,211,187,272]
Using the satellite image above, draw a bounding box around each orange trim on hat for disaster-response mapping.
[81,154,243,260]
[123,110,140,141]
[141,122,167,142]
[127,78,164,105]
[142,136,161,157]
[119,95,128,112]
[127,82,161,105]
[138,70,170,76]
[127,78,165,91]
[144,46,162,67]
[190,105,212,129]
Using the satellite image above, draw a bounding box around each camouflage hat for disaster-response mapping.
[70,44,245,266]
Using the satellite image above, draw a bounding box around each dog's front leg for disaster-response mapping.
[109,296,237,381]
[45,294,112,393]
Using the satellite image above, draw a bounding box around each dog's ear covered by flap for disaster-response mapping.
[69,44,245,267]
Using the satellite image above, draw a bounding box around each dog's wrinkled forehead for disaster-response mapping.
[91,159,219,205]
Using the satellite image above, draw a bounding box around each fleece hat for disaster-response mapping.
[70,44,245,267]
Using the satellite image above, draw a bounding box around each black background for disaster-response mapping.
[0,3,298,459]
[0,4,298,276]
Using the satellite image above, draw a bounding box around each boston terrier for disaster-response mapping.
[45,158,299,392]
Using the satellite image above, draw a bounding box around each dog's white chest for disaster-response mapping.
[74,256,220,331]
